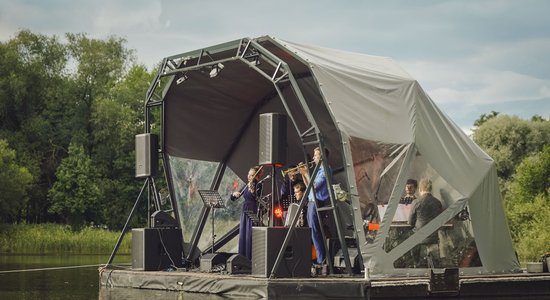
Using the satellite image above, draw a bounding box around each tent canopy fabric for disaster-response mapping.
[158,36,520,276]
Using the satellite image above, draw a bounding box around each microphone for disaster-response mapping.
[257,174,271,185]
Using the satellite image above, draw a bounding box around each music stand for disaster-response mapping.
[245,210,261,226]
[199,190,225,254]
[281,195,297,210]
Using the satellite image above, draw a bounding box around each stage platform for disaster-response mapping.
[99,267,550,299]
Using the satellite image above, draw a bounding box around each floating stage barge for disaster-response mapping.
[101,36,548,299]
[99,268,550,299]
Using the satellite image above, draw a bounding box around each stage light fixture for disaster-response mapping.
[176,73,188,85]
[252,55,261,66]
[274,206,283,219]
[209,63,224,78]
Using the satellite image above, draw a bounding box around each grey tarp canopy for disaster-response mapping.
[152,36,521,276]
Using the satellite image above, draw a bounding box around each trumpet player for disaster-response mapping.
[299,147,331,266]
[280,166,303,205]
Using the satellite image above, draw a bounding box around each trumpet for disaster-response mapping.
[281,161,315,177]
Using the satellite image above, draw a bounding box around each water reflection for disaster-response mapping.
[0,254,129,300]
[99,287,232,300]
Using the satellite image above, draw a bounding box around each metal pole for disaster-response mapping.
[106,178,148,266]
[211,207,215,254]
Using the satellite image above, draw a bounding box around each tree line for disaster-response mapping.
[472,112,550,260]
[0,30,154,229]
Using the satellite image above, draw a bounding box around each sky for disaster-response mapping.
[1,0,549,134]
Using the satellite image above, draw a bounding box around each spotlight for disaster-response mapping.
[209,63,224,78]
[176,73,188,85]
[252,56,261,66]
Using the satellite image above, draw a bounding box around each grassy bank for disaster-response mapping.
[0,223,131,254]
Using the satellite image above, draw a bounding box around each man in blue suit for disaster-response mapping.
[300,147,331,266]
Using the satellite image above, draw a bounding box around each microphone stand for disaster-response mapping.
[269,164,277,227]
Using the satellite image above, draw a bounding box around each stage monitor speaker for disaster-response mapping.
[200,253,227,272]
[227,254,251,274]
[333,247,362,274]
[251,227,311,278]
[135,133,158,178]
[151,210,178,228]
[259,113,287,166]
[132,228,183,271]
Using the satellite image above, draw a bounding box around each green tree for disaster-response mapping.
[473,110,499,127]
[510,145,550,202]
[473,115,550,182]
[65,33,135,154]
[0,30,69,223]
[505,145,550,260]
[90,65,153,229]
[1,30,139,225]
[0,139,34,222]
[48,143,101,228]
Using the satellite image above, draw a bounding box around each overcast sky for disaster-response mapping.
[1,0,549,133]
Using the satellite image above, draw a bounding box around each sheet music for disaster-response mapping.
[198,190,225,208]
[377,204,412,222]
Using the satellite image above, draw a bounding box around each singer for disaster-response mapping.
[230,166,264,260]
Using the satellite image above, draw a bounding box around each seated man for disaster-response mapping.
[408,178,443,233]
[286,181,306,227]
[408,178,443,267]
[280,166,304,219]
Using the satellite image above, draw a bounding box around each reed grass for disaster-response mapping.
[0,223,131,254]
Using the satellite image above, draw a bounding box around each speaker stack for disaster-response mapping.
[251,227,311,278]
[258,113,287,166]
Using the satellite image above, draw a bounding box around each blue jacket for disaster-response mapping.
[308,165,331,202]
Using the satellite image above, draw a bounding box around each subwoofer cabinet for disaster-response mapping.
[251,227,311,278]
[132,228,183,271]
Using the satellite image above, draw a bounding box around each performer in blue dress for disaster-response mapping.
[230,166,263,260]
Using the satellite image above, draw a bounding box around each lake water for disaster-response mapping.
[0,254,129,300]
[0,254,230,300]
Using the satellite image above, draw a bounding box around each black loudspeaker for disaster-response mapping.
[259,113,287,166]
[333,247,362,274]
[132,228,183,271]
[251,227,311,278]
[199,253,227,272]
[151,210,178,228]
[135,133,158,178]
[227,254,251,274]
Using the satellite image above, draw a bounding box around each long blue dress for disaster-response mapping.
[231,183,263,260]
